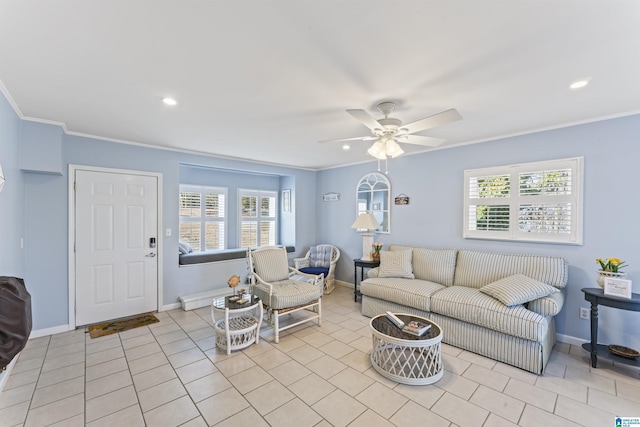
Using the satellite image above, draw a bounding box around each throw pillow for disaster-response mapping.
[480,274,559,306]
[378,250,415,279]
[178,241,193,254]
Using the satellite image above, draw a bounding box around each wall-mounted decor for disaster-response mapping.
[323,192,340,202]
[394,193,409,205]
[282,189,291,213]
[356,173,390,233]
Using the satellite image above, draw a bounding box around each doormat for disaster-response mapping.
[86,313,159,338]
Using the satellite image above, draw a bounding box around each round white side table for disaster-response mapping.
[211,295,263,355]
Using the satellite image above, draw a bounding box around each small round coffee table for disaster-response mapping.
[211,295,263,355]
[369,313,443,385]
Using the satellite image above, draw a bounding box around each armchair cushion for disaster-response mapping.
[253,279,323,310]
[251,247,290,282]
[309,245,333,268]
[299,266,329,277]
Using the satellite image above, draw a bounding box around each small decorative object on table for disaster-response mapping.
[595,257,628,288]
[228,275,241,294]
[371,242,383,262]
[402,320,432,336]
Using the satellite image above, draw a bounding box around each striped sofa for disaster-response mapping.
[360,246,568,374]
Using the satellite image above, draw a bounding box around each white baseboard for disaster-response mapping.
[335,280,353,289]
[161,302,182,311]
[178,288,232,311]
[556,333,588,346]
[30,324,71,339]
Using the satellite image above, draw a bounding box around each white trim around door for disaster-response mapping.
[68,164,163,330]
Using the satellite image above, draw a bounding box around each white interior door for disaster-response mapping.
[75,170,158,326]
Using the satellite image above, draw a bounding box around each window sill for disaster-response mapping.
[179,246,295,266]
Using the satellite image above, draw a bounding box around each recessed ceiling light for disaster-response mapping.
[162,97,177,106]
[342,144,351,150]
[569,79,591,90]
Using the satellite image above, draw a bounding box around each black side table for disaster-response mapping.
[581,288,640,369]
[353,258,380,302]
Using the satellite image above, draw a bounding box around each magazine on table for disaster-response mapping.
[402,320,431,336]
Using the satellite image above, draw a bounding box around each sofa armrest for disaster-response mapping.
[526,291,564,317]
[367,267,379,279]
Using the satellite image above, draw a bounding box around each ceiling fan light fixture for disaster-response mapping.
[386,140,404,158]
[162,97,177,106]
[367,140,387,160]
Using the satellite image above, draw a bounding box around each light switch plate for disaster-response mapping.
[165,228,172,237]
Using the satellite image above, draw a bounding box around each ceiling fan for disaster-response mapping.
[320,101,462,160]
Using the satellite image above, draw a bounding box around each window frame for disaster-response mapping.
[238,189,278,248]
[463,157,584,245]
[179,184,228,252]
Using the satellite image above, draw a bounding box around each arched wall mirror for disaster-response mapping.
[356,173,391,233]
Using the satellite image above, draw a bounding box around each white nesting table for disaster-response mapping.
[369,313,443,385]
[211,295,263,355]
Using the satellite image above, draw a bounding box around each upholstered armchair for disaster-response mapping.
[294,245,340,294]
[249,246,323,343]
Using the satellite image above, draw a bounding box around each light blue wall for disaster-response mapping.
[4,85,639,347]
[0,95,25,278]
[317,114,640,348]
[11,105,317,331]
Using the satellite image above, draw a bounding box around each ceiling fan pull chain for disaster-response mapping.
[377,158,381,172]
[385,157,389,175]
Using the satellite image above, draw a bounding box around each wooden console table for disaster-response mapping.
[581,288,640,368]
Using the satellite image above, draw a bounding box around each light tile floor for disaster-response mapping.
[1,286,639,427]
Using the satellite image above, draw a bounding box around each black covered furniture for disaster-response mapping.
[0,276,32,370]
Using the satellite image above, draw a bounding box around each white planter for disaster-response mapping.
[596,270,627,288]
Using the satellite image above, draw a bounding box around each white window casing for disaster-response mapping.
[179,185,227,251]
[239,189,277,248]
[463,157,583,245]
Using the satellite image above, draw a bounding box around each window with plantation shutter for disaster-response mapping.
[179,185,227,251]
[464,157,583,244]
[239,189,277,248]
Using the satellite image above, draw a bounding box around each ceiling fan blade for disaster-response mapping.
[397,135,445,147]
[318,136,376,144]
[346,109,383,131]
[401,108,462,134]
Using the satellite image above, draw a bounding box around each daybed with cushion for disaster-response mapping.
[360,245,568,374]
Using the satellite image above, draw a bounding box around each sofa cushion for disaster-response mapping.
[360,278,445,312]
[453,250,568,289]
[430,286,547,341]
[480,274,559,306]
[379,250,415,279]
[412,248,457,286]
[526,292,565,317]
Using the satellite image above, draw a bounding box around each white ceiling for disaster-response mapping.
[1,0,639,170]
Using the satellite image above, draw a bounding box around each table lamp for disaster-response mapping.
[351,213,380,261]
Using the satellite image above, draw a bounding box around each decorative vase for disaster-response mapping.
[596,270,627,288]
[372,251,380,262]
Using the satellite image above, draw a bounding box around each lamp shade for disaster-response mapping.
[351,213,380,230]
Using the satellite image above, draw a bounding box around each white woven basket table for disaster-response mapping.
[211,295,263,355]
[370,313,443,385]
